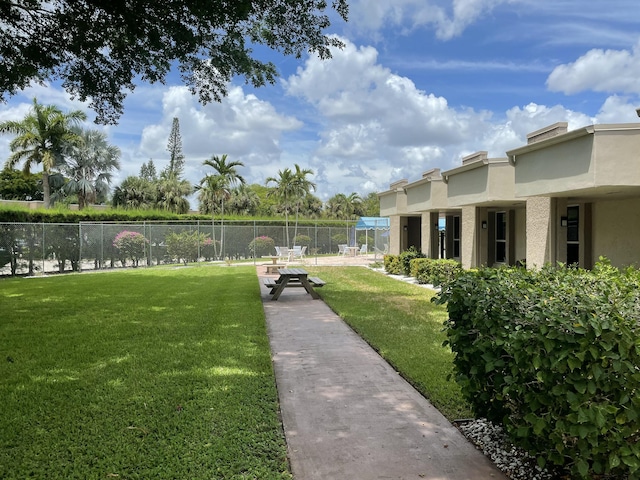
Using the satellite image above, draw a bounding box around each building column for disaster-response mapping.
[461,206,477,270]
[526,196,556,269]
[389,215,402,255]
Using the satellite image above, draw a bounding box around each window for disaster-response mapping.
[567,205,579,265]
[495,211,507,263]
[453,216,461,258]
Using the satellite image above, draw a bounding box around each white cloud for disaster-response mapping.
[136,84,303,190]
[347,0,513,40]
[284,38,498,193]
[547,41,640,95]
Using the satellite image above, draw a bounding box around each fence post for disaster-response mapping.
[79,223,83,272]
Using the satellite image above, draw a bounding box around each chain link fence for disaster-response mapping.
[0,220,390,277]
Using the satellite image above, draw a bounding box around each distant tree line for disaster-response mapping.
[1,99,380,219]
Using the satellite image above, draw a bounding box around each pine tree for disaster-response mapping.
[140,159,157,182]
[164,118,185,179]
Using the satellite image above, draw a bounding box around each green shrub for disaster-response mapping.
[435,261,640,479]
[165,230,210,265]
[293,234,311,247]
[383,254,402,274]
[410,257,432,279]
[248,235,275,257]
[398,246,425,275]
[411,258,462,287]
[331,233,348,246]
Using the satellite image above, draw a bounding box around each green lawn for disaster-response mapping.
[0,264,471,479]
[0,266,290,480]
[307,266,472,420]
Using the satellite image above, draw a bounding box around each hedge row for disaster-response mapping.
[383,252,463,288]
[410,258,462,287]
[0,205,353,227]
[435,260,640,479]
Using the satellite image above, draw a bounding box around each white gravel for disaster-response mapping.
[456,418,554,480]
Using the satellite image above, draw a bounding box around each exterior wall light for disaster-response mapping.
[560,216,568,227]
[481,221,488,229]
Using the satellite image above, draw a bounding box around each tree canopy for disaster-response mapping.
[0,98,86,208]
[0,0,348,124]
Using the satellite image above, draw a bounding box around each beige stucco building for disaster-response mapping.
[379,122,640,270]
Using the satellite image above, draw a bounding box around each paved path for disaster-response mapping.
[260,277,507,480]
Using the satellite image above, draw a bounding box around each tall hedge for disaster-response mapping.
[435,261,640,479]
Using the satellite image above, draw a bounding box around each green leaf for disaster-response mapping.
[609,453,621,469]
[567,356,582,371]
[623,455,640,469]
[576,458,589,477]
[537,456,546,469]
[594,409,606,428]
[532,355,542,369]
[533,417,547,435]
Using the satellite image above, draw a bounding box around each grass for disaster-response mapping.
[1,263,472,478]
[306,266,473,420]
[0,266,291,480]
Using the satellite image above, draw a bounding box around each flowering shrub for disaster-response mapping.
[248,235,275,257]
[112,231,148,267]
[201,237,220,261]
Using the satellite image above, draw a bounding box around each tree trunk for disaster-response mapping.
[42,171,51,208]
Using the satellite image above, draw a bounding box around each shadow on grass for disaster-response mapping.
[0,266,291,480]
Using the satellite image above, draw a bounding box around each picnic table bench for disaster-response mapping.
[263,268,325,300]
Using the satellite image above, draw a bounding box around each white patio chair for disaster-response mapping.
[338,244,348,256]
[278,246,290,261]
[291,245,306,260]
[358,244,367,255]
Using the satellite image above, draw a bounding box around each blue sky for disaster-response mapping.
[2,0,640,205]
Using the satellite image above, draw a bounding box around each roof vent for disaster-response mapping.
[527,122,568,144]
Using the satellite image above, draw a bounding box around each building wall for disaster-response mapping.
[594,130,640,185]
[592,197,640,267]
[447,168,489,205]
[515,135,594,197]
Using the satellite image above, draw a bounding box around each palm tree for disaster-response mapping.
[61,128,121,209]
[112,176,156,209]
[291,164,316,246]
[0,98,86,208]
[266,168,297,248]
[325,192,362,220]
[196,174,227,259]
[199,154,245,258]
[227,184,260,215]
[156,175,192,214]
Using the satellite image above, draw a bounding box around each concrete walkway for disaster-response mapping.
[260,276,508,480]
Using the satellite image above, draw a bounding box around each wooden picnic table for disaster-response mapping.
[261,255,285,274]
[262,255,281,265]
[263,267,325,301]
